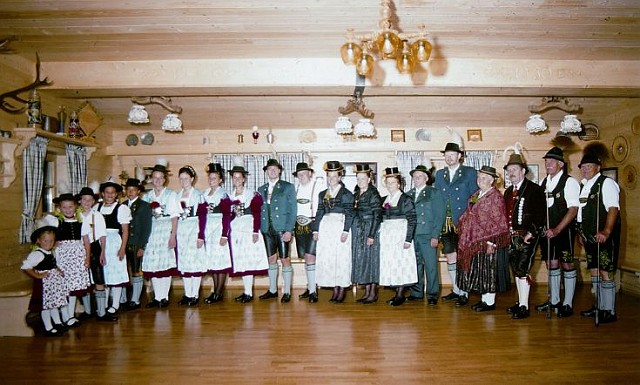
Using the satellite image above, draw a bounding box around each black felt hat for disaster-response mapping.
[124,178,144,190]
[228,165,249,175]
[543,147,565,162]
[75,187,98,201]
[263,158,283,171]
[99,180,123,193]
[206,163,225,175]
[478,165,499,179]
[353,163,372,175]
[578,152,602,168]
[293,162,314,176]
[441,142,464,155]
[384,167,401,177]
[323,161,344,173]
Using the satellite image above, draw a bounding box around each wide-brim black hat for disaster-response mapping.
[99,181,123,193]
[441,142,464,155]
[206,163,225,175]
[478,165,499,179]
[75,187,98,201]
[409,164,431,177]
[543,146,565,162]
[323,161,344,173]
[353,163,372,175]
[30,225,58,244]
[30,215,59,244]
[578,152,602,168]
[293,162,314,176]
[263,158,283,171]
[54,193,77,204]
[228,165,249,175]
[124,178,144,190]
[148,164,171,175]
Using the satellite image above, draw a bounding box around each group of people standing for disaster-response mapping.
[23,141,622,336]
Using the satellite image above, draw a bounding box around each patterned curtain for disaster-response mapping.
[213,153,271,193]
[20,136,49,243]
[65,144,87,195]
[396,151,426,190]
[463,150,494,170]
[278,152,304,184]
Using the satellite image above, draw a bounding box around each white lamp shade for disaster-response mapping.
[128,105,149,124]
[560,114,582,133]
[525,114,547,134]
[162,113,182,132]
[335,116,353,135]
[354,118,375,137]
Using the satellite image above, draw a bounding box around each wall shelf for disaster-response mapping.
[13,127,97,159]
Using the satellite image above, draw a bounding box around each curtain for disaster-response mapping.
[278,152,304,184]
[396,151,426,190]
[65,144,87,195]
[213,153,271,193]
[20,136,49,243]
[463,150,494,170]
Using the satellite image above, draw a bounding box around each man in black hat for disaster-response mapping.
[122,178,152,310]
[503,153,546,319]
[576,153,621,323]
[534,147,580,318]
[434,142,478,306]
[257,159,297,303]
[406,165,441,305]
[293,162,323,303]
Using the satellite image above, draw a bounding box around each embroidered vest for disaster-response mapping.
[541,173,569,228]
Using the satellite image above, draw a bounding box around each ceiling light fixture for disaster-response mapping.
[340,0,432,76]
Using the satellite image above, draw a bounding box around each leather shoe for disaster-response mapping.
[406,295,424,302]
[389,296,406,307]
[77,312,93,321]
[535,301,561,312]
[598,310,617,324]
[362,296,378,304]
[96,314,119,322]
[259,290,278,300]
[204,293,222,304]
[474,302,496,312]
[145,299,161,308]
[427,298,437,306]
[159,299,170,308]
[470,301,483,310]
[237,294,253,303]
[455,296,469,307]
[506,303,520,314]
[580,305,597,317]
[308,292,318,303]
[557,304,573,318]
[187,297,199,306]
[512,306,530,319]
[281,293,291,303]
[44,327,65,337]
[178,295,190,305]
[441,292,460,302]
[125,302,141,311]
[298,289,310,299]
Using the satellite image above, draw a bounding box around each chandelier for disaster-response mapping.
[340,0,432,76]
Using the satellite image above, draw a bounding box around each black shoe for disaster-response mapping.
[506,303,520,314]
[406,295,424,302]
[235,293,247,302]
[125,302,141,311]
[65,317,82,328]
[512,306,530,319]
[389,296,406,307]
[598,310,618,324]
[240,294,253,303]
[106,306,119,315]
[187,297,199,306]
[298,289,310,299]
[145,299,161,308]
[204,293,223,304]
[427,298,437,306]
[455,296,469,307]
[442,292,460,302]
[44,327,65,337]
[308,292,319,303]
[159,299,170,308]
[281,293,291,303]
[77,312,93,321]
[580,305,597,317]
[535,301,561,312]
[362,296,378,304]
[178,295,190,305]
[474,302,496,312]
[259,290,278,300]
[470,301,483,310]
[53,323,68,333]
[96,314,119,322]
[557,304,573,318]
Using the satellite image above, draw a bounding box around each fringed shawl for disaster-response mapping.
[457,187,510,272]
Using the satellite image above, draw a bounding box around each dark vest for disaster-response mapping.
[34,250,57,271]
[580,175,620,237]
[56,220,81,241]
[99,203,123,233]
[541,173,569,228]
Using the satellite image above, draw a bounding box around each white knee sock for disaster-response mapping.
[131,276,144,304]
[50,307,62,325]
[518,278,530,309]
[563,269,577,307]
[268,263,278,293]
[242,275,254,296]
[157,277,172,300]
[81,293,92,315]
[306,264,316,294]
[183,277,192,298]
[41,309,53,330]
[66,295,77,319]
[549,268,561,305]
[283,266,293,294]
[95,290,107,317]
[110,287,123,310]
[192,276,202,299]
[447,263,460,295]
[120,286,128,304]
[482,293,496,306]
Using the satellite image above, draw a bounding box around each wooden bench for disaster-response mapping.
[0,280,34,337]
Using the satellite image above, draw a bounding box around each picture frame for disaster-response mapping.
[390,129,405,142]
[467,129,483,142]
[601,167,618,182]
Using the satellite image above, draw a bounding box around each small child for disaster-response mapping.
[21,218,68,336]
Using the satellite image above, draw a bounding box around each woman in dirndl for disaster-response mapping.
[54,193,92,326]
[174,165,207,306]
[223,165,268,303]
[201,163,232,304]
[312,161,354,303]
[351,164,382,304]
[142,162,181,308]
[456,166,510,312]
[379,167,418,307]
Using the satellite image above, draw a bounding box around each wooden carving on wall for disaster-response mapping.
[0,53,52,114]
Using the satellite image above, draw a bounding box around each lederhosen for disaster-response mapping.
[440,199,458,254]
[87,212,106,285]
[507,184,541,278]
[540,173,575,264]
[125,201,143,276]
[294,181,317,257]
[579,175,621,272]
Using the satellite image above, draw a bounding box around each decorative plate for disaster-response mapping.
[298,130,317,143]
[611,135,629,163]
[140,132,155,145]
[632,115,640,136]
[125,134,138,146]
[622,164,637,190]
[578,123,599,141]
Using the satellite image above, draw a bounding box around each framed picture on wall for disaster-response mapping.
[467,129,483,142]
[601,167,618,182]
[391,130,405,142]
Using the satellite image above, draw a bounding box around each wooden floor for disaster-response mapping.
[1,285,639,385]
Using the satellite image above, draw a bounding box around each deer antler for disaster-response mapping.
[0,53,52,114]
